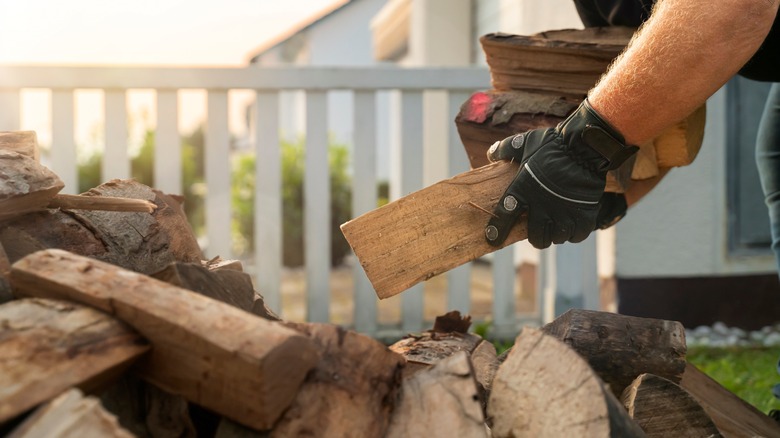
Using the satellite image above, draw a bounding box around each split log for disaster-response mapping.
[151,261,280,321]
[680,363,780,438]
[10,249,320,431]
[621,373,721,437]
[654,104,707,167]
[8,389,133,438]
[488,327,645,438]
[268,323,404,437]
[342,161,524,299]
[0,131,40,162]
[386,351,487,438]
[203,256,244,272]
[542,309,687,397]
[481,28,634,96]
[0,298,149,424]
[0,179,203,276]
[0,150,64,221]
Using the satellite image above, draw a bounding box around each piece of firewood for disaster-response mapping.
[202,256,244,272]
[99,373,196,438]
[654,104,707,167]
[7,389,133,438]
[622,373,721,437]
[386,351,487,438]
[0,179,203,276]
[151,261,280,321]
[680,363,780,438]
[0,151,64,222]
[267,323,404,437]
[481,28,634,96]
[0,298,149,424]
[342,161,524,299]
[48,193,157,213]
[10,249,320,431]
[488,327,645,438]
[542,309,687,398]
[0,131,40,162]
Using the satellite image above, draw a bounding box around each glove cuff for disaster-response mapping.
[575,99,639,171]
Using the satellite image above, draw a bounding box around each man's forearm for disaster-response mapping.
[588,0,779,145]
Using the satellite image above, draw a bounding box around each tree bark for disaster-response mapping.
[10,249,319,431]
[0,151,64,222]
[542,309,687,398]
[0,298,148,424]
[0,179,203,276]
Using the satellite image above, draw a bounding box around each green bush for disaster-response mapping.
[231,138,353,267]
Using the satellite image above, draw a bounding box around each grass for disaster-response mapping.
[688,346,780,414]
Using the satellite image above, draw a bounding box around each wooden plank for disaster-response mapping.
[205,90,231,259]
[155,89,182,195]
[488,327,645,438]
[0,298,148,424]
[254,91,282,314]
[103,90,129,181]
[0,131,39,161]
[305,90,330,323]
[51,90,77,194]
[341,160,523,300]
[10,249,320,431]
[8,389,134,438]
[352,90,378,333]
[399,90,424,333]
[621,373,721,438]
[680,362,780,438]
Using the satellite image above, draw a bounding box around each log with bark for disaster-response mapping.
[0,298,149,424]
[621,373,721,437]
[10,249,320,431]
[0,150,64,221]
[0,131,40,162]
[488,327,646,437]
[0,179,203,276]
[267,322,405,437]
[542,309,687,397]
[7,389,133,438]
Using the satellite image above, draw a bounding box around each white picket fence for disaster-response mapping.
[0,65,597,339]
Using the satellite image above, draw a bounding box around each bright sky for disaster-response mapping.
[0,0,339,65]
[0,0,342,157]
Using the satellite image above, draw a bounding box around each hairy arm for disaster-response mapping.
[589,0,779,145]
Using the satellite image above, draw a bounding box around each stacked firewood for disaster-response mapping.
[2,132,779,437]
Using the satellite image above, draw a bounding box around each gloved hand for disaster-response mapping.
[484,99,638,249]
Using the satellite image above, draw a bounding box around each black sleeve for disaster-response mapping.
[573,0,653,28]
[738,10,780,83]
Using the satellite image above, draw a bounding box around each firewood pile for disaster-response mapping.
[2,130,780,437]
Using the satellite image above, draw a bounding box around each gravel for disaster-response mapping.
[685,321,780,348]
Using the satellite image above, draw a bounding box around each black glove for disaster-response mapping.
[484,99,637,249]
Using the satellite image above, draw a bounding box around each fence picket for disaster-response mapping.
[205,90,232,259]
[0,90,20,131]
[254,91,282,314]
[352,90,378,333]
[103,90,129,182]
[155,90,181,195]
[51,90,77,194]
[305,90,331,323]
[398,90,425,333]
